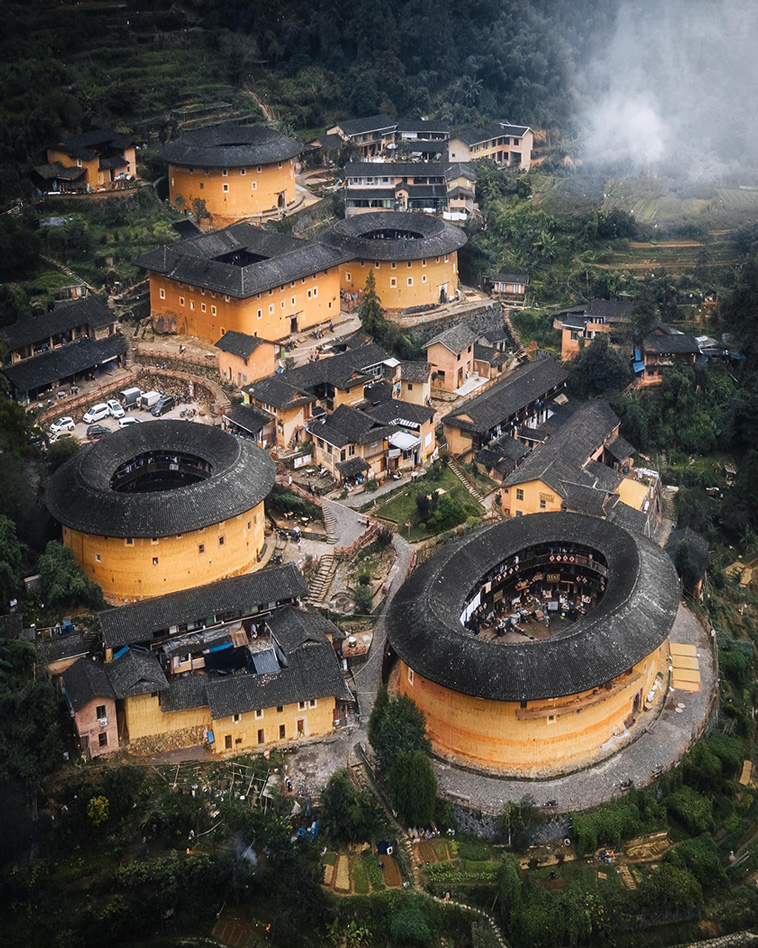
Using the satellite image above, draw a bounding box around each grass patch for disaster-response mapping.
[456,835,496,862]
[323,852,337,867]
[372,464,482,541]
[432,838,449,861]
[352,854,369,894]
[364,853,386,890]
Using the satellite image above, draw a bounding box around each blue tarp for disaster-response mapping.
[208,641,233,652]
[113,646,129,660]
[632,361,645,374]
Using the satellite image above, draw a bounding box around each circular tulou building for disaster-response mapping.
[46,421,275,602]
[161,124,302,225]
[386,512,680,777]
[319,211,467,309]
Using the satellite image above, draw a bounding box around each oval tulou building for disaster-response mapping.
[386,512,680,777]
[46,421,275,602]
[161,124,302,226]
[319,211,467,310]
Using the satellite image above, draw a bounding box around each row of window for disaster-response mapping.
[184,162,288,175]
[231,699,317,723]
[159,275,329,305]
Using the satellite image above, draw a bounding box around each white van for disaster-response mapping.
[140,391,161,410]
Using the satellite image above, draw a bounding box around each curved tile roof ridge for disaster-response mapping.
[318,211,467,262]
[386,512,679,702]
[160,123,301,168]
[46,420,275,538]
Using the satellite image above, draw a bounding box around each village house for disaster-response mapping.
[222,403,276,448]
[397,361,432,405]
[394,119,450,159]
[160,124,302,226]
[0,296,125,404]
[487,272,530,307]
[423,324,479,392]
[343,161,477,221]
[499,400,659,536]
[554,298,633,361]
[636,324,700,387]
[326,114,398,158]
[442,356,568,460]
[43,128,137,192]
[137,223,349,342]
[215,330,278,387]
[245,342,390,448]
[38,629,90,678]
[61,566,353,757]
[447,123,534,171]
[474,341,511,381]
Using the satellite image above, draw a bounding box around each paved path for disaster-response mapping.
[434,604,716,815]
[322,499,368,550]
[339,473,415,509]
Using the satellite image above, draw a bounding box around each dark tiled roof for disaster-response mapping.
[286,343,389,391]
[62,657,115,712]
[476,436,529,477]
[605,434,635,462]
[443,162,477,182]
[214,330,273,360]
[318,211,467,262]
[503,401,620,491]
[99,564,307,649]
[107,648,168,698]
[46,420,275,538]
[396,118,450,134]
[363,379,394,404]
[38,631,89,664]
[160,675,209,713]
[400,361,431,382]
[606,499,648,535]
[160,124,301,168]
[205,637,351,719]
[34,162,86,182]
[490,272,529,285]
[267,605,340,651]
[225,403,274,435]
[454,122,531,146]
[54,128,133,160]
[643,327,700,354]
[474,343,509,366]
[172,219,202,239]
[345,188,396,201]
[0,297,115,352]
[367,398,434,428]
[310,132,345,150]
[246,374,315,410]
[136,222,351,300]
[337,456,370,477]
[442,357,568,435]
[2,334,126,395]
[387,512,679,701]
[583,298,632,322]
[666,527,709,580]
[425,323,478,355]
[315,404,395,448]
[334,114,395,136]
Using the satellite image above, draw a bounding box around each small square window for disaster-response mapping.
[219,536,225,546]
[95,553,101,562]
[257,728,265,744]
[390,277,397,288]
[223,183,229,192]
[233,713,241,722]
[201,303,206,312]
[279,724,286,739]
[125,538,133,546]
[407,261,412,268]
[516,489,524,501]
[277,705,284,713]
[211,305,217,315]
[98,733,108,747]
[96,704,106,719]
[222,168,228,176]
[190,301,195,310]
[179,296,185,306]
[298,701,306,711]
[309,699,317,708]
[255,708,263,719]
[152,557,159,565]
[199,182,204,190]
[198,543,205,554]
[408,668,415,685]
[252,181,257,190]
[240,168,246,175]
[407,277,413,287]
[257,309,262,319]
[257,165,262,173]
[345,272,351,281]
[391,262,396,269]
[159,288,166,300]
[151,537,158,545]
[539,499,546,509]
[422,275,427,283]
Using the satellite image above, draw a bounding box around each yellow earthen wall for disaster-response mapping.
[426,341,474,392]
[397,649,663,775]
[168,160,296,224]
[218,343,278,387]
[214,698,336,752]
[148,268,340,343]
[62,503,265,602]
[340,256,458,310]
[123,692,211,742]
[400,378,431,406]
[502,479,564,517]
[443,423,476,460]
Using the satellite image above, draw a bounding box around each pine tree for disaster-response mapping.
[358,270,388,340]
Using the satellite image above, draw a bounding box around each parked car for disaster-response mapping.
[50,416,75,434]
[107,398,125,419]
[83,403,110,424]
[118,416,141,428]
[151,394,176,417]
[86,423,113,440]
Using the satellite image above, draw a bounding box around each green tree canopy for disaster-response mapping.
[368,692,430,770]
[0,515,23,610]
[389,750,436,826]
[319,768,384,845]
[567,335,631,397]
[38,541,105,611]
[358,269,388,339]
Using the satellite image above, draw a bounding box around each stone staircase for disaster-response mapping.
[448,457,487,502]
[306,554,336,603]
[323,505,339,545]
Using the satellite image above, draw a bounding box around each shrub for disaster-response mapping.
[667,785,713,834]
[390,906,432,946]
[353,584,374,615]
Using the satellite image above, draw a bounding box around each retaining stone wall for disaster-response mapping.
[128,725,207,756]
[404,303,508,345]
